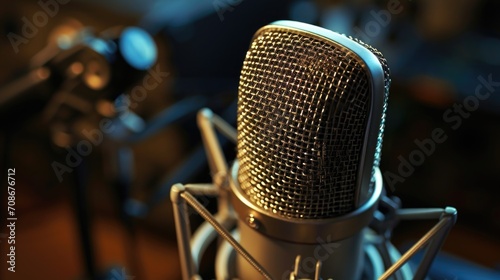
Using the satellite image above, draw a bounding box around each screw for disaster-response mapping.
[246,214,259,229]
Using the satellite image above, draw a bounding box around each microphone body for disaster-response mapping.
[169,20,455,280]
[233,21,390,279]
[237,222,364,280]
[231,164,384,279]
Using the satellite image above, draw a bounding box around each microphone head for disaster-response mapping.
[236,21,390,219]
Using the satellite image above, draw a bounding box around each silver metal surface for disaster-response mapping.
[231,162,383,243]
[237,20,390,219]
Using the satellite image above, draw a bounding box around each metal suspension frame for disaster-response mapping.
[170,108,457,280]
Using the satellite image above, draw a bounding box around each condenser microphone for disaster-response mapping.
[170,20,456,280]
[230,20,390,280]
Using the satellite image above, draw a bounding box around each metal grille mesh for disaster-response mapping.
[237,28,389,219]
[349,36,391,183]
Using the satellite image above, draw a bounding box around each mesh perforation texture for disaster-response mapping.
[237,28,389,219]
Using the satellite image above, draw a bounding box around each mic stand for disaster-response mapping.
[172,108,260,280]
[370,195,406,280]
[72,158,98,279]
[110,144,145,279]
[170,108,457,280]
[370,195,458,280]
[1,62,111,280]
[379,207,457,280]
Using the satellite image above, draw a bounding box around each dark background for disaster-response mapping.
[0,0,499,279]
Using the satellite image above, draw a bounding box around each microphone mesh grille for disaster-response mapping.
[237,27,389,219]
